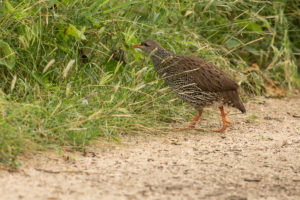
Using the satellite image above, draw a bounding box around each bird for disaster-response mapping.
[134,39,246,132]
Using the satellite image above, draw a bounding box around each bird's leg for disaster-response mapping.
[224,111,231,124]
[175,110,202,131]
[213,106,231,133]
[188,110,202,129]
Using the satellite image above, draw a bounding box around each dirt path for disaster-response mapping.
[1,97,300,200]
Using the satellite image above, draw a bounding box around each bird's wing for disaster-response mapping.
[173,56,239,92]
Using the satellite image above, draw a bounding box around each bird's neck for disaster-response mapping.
[150,48,173,67]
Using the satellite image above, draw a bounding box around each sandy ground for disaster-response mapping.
[1,97,300,200]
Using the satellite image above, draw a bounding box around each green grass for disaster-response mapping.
[0,0,299,166]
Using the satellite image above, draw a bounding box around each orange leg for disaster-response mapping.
[213,106,231,133]
[176,110,203,131]
[188,111,202,129]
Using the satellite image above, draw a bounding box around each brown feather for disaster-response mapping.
[138,39,246,113]
[169,56,238,92]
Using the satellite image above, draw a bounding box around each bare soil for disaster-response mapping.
[1,97,300,200]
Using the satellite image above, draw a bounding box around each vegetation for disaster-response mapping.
[0,0,299,166]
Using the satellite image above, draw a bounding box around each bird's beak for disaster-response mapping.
[134,44,141,49]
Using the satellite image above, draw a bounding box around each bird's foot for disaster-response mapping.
[213,106,231,133]
[213,124,227,133]
[188,124,196,129]
[187,120,198,129]
[176,111,202,130]
[223,111,231,124]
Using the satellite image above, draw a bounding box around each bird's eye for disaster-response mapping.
[142,42,149,47]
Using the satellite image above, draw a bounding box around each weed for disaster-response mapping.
[0,0,299,166]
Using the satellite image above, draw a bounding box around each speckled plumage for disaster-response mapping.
[138,39,246,114]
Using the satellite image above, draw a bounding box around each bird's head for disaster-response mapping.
[134,39,163,55]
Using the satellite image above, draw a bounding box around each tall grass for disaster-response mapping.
[0,0,299,166]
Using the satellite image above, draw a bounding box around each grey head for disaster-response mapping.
[137,39,164,54]
[135,40,173,66]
